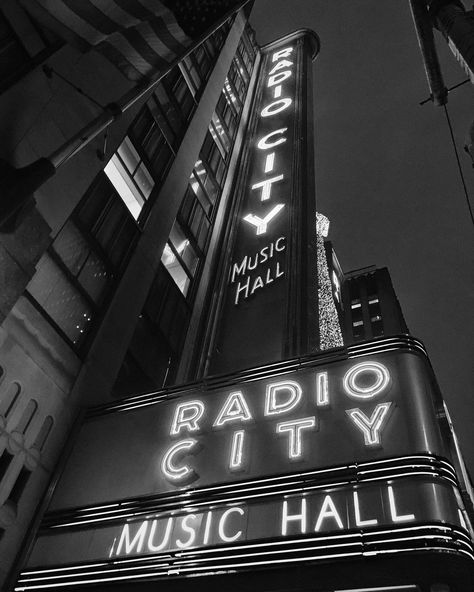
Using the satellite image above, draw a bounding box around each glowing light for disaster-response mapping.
[273,85,282,98]
[268,59,294,75]
[353,491,378,527]
[176,514,198,548]
[257,128,288,150]
[314,495,344,531]
[272,47,294,62]
[170,401,204,435]
[229,430,245,470]
[116,522,147,555]
[282,498,307,535]
[218,507,245,542]
[388,485,415,522]
[243,204,285,235]
[316,213,344,350]
[147,518,172,552]
[316,372,329,406]
[268,71,292,87]
[251,174,284,201]
[265,381,302,416]
[276,417,316,459]
[161,439,197,481]
[264,152,275,173]
[213,392,252,427]
[203,511,213,545]
[343,361,390,399]
[261,98,292,117]
[345,402,392,446]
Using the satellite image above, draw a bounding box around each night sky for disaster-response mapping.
[250,1,474,472]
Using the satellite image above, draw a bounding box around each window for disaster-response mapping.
[0,382,20,418]
[105,136,154,220]
[28,221,109,345]
[8,467,31,507]
[161,221,200,297]
[0,450,13,481]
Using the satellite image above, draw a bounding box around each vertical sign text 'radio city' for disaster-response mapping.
[231,45,295,305]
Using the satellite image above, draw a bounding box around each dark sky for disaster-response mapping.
[250,1,474,472]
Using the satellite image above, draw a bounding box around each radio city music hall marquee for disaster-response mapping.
[24,347,469,572]
[231,43,296,305]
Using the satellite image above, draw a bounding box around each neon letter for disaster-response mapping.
[353,491,378,527]
[345,402,392,446]
[231,256,248,282]
[388,485,415,522]
[315,495,344,531]
[148,518,173,551]
[261,98,292,117]
[161,439,197,481]
[268,59,293,75]
[282,498,307,535]
[343,361,390,399]
[214,392,252,427]
[170,401,204,435]
[257,128,287,150]
[272,47,293,62]
[229,430,245,470]
[276,417,316,459]
[265,380,302,416]
[176,514,198,548]
[116,521,148,555]
[243,204,285,235]
[316,372,329,406]
[218,507,245,542]
[251,174,284,201]
[268,71,291,87]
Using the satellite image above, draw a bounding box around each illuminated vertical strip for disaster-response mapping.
[264,152,275,173]
[229,430,245,470]
[353,491,378,527]
[316,213,344,350]
[282,498,307,535]
[316,371,329,406]
[388,485,415,522]
[203,511,213,545]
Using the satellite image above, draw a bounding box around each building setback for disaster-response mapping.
[0,3,473,591]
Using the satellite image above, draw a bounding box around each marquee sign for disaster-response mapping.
[47,347,446,509]
[26,474,465,567]
[209,31,319,374]
[17,340,474,589]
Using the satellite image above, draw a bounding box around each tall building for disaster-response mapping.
[1,3,473,592]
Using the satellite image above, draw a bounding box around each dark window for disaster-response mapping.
[8,467,31,506]
[0,450,13,481]
[28,174,138,349]
[1,382,20,418]
[0,12,29,84]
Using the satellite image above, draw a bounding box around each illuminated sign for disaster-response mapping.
[26,474,466,567]
[209,32,319,374]
[46,348,448,508]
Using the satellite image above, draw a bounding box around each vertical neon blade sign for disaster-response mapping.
[210,32,319,374]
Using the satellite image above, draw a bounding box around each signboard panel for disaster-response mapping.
[27,475,464,567]
[209,31,318,374]
[48,348,447,510]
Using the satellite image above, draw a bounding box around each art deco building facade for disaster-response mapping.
[0,3,473,592]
